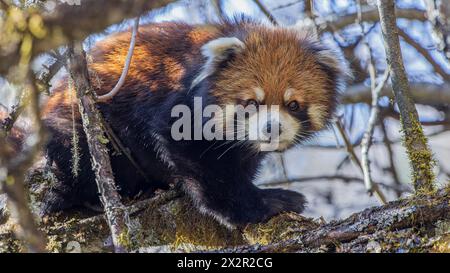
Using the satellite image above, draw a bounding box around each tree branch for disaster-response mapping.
[334,120,387,205]
[67,42,131,253]
[318,7,427,32]
[252,0,278,25]
[0,0,176,75]
[397,27,450,81]
[0,75,47,253]
[96,17,140,102]
[342,82,450,106]
[221,189,450,253]
[377,0,435,192]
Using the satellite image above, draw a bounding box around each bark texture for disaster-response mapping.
[1,167,449,253]
[67,42,130,253]
[377,0,435,192]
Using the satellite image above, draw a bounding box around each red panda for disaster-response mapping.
[41,17,348,227]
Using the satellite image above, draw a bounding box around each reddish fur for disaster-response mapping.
[39,19,344,223]
[44,22,337,126]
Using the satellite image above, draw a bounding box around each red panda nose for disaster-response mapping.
[264,121,283,136]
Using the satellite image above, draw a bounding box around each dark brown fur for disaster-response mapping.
[41,18,347,227]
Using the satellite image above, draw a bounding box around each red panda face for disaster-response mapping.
[193,26,348,152]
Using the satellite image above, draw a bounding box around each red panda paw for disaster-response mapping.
[260,188,307,218]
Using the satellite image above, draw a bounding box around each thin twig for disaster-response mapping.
[357,0,390,195]
[260,174,412,193]
[334,120,387,205]
[360,68,390,194]
[96,17,140,102]
[252,0,278,25]
[272,0,302,11]
[397,27,450,81]
[380,120,403,198]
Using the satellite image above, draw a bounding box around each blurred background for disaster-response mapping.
[1,0,450,220]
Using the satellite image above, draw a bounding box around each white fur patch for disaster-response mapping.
[254,87,265,102]
[151,132,176,170]
[308,104,328,130]
[190,37,245,90]
[283,88,295,103]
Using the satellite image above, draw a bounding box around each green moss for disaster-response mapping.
[117,229,131,250]
[400,113,436,193]
[0,233,24,253]
[243,213,318,245]
[97,134,109,145]
[138,196,244,249]
[46,236,63,252]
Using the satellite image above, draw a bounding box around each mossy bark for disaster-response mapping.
[67,42,131,253]
[377,0,435,193]
[1,167,449,253]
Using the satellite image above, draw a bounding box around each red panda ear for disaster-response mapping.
[315,47,353,83]
[191,37,245,90]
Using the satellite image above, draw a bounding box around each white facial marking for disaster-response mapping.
[308,104,328,130]
[284,88,295,103]
[254,87,265,102]
[246,106,300,152]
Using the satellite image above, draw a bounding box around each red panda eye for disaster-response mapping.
[288,101,300,111]
[246,99,259,107]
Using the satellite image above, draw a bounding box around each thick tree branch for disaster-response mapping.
[0,0,176,75]
[221,189,450,253]
[67,42,130,253]
[377,0,435,192]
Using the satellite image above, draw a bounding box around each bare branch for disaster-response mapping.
[318,7,427,32]
[67,42,131,253]
[334,120,387,205]
[397,27,450,81]
[260,174,412,194]
[380,120,403,198]
[96,17,140,102]
[342,82,450,106]
[252,0,278,25]
[361,69,390,193]
[0,0,176,75]
[272,1,302,11]
[356,0,391,196]
[377,0,435,192]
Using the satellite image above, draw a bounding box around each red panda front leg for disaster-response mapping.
[179,173,306,228]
